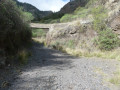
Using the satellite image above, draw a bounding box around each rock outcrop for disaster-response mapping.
[105,0,120,36]
[105,0,120,19]
[110,15,120,38]
[46,20,97,52]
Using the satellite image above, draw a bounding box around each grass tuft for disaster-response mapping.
[109,72,120,85]
[18,50,31,64]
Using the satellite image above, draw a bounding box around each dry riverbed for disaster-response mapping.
[0,42,120,90]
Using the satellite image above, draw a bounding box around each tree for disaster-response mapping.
[23,12,34,22]
[0,0,32,55]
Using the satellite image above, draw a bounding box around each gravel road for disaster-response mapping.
[7,42,120,90]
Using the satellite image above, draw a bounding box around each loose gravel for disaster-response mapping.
[1,42,120,90]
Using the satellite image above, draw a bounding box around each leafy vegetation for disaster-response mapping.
[32,29,46,38]
[39,0,96,23]
[91,6,120,50]
[23,12,34,22]
[40,13,64,23]
[0,0,32,55]
[96,29,119,50]
[60,7,90,23]
[28,1,120,66]
[14,0,52,21]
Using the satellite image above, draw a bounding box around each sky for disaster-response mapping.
[18,0,69,12]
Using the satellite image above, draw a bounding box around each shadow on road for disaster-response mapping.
[7,41,76,90]
[24,41,75,71]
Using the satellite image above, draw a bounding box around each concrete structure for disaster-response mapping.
[30,23,52,29]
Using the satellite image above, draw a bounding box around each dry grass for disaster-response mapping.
[110,76,120,85]
[109,67,120,85]
[33,35,120,61]
[62,47,120,61]
[18,50,31,64]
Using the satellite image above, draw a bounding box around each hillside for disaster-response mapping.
[39,0,89,23]
[60,0,89,14]
[14,0,52,21]
[45,0,120,59]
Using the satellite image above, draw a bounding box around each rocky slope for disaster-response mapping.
[105,0,120,35]
[46,0,120,54]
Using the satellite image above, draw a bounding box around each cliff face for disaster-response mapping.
[105,0,120,18]
[15,0,52,21]
[104,0,120,35]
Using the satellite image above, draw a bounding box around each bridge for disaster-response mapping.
[30,23,69,32]
[30,23,52,29]
[30,19,92,32]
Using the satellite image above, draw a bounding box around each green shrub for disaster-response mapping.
[0,0,32,55]
[32,29,46,37]
[92,6,119,51]
[23,11,34,22]
[97,29,119,50]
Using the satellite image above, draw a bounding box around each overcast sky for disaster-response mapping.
[18,0,69,12]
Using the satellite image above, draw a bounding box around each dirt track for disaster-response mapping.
[4,42,120,90]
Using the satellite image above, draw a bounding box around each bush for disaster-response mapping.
[0,0,32,55]
[32,29,46,38]
[91,6,120,51]
[23,11,34,22]
[97,29,119,50]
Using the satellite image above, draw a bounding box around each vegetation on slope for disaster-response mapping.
[42,0,120,63]
[0,0,32,63]
[32,29,46,38]
[14,0,52,21]
[60,0,90,14]
[39,12,64,23]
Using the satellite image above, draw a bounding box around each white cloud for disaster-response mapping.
[18,0,69,12]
